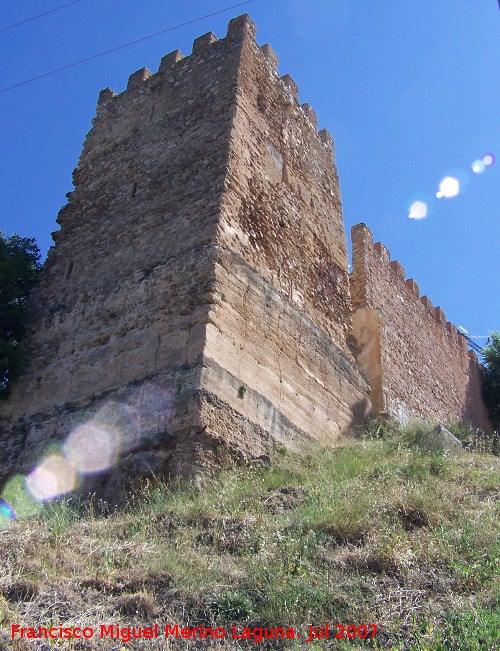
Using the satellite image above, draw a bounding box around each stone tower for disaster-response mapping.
[0,15,369,494]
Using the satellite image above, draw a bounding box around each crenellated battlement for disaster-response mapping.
[300,103,318,128]
[127,67,152,90]
[158,49,184,72]
[94,14,333,155]
[280,73,299,100]
[351,223,467,337]
[97,87,116,106]
[350,223,489,428]
[192,31,218,53]
[260,44,278,71]
[97,15,256,101]
[405,278,420,298]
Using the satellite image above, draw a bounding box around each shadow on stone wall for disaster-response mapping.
[464,359,492,432]
[347,397,371,431]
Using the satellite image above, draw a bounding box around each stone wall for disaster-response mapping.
[1,16,244,491]
[0,15,370,499]
[201,15,369,448]
[350,223,490,429]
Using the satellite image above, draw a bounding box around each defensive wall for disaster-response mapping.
[0,15,490,503]
[0,15,370,499]
[350,223,490,429]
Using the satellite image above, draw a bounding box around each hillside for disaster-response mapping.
[1,422,499,650]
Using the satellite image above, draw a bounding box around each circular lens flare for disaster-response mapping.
[482,153,495,167]
[472,160,485,174]
[0,497,15,519]
[408,200,428,220]
[26,454,77,502]
[129,382,174,440]
[0,385,176,514]
[93,402,141,455]
[63,421,120,475]
[436,176,460,199]
[2,475,41,518]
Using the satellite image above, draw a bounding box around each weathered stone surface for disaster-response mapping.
[351,223,490,430]
[0,14,370,493]
[419,425,463,457]
[0,13,489,501]
[259,44,278,71]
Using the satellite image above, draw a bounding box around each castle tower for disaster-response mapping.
[0,15,369,494]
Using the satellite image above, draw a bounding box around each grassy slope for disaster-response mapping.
[0,423,499,650]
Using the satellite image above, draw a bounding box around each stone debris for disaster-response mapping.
[418,425,463,457]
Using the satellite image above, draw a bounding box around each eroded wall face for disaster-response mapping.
[202,24,370,444]
[222,41,349,344]
[351,223,490,429]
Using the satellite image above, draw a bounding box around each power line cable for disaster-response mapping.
[0,1,84,34]
[0,0,256,94]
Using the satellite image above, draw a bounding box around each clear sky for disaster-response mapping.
[1,0,498,345]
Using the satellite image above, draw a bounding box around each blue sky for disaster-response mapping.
[1,0,498,344]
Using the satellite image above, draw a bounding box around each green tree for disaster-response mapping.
[0,233,41,398]
[482,332,500,428]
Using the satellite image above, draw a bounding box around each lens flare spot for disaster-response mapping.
[472,159,485,174]
[0,497,16,528]
[482,153,495,166]
[436,176,460,199]
[93,402,142,455]
[129,382,174,439]
[63,421,120,474]
[408,201,428,220]
[2,475,41,518]
[26,454,77,502]
[0,497,15,520]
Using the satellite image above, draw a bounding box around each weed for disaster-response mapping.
[428,605,500,650]
[447,422,500,456]
[210,590,254,622]
[42,497,81,537]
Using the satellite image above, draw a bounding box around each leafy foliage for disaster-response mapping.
[0,233,41,398]
[482,332,500,428]
[209,591,254,622]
